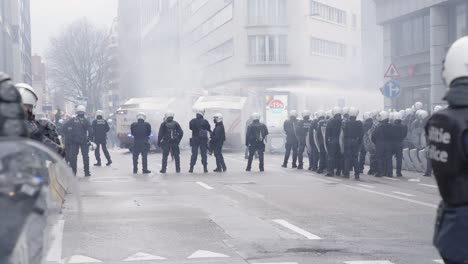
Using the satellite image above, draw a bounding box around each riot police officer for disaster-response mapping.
[325,107,343,177]
[426,36,468,264]
[63,105,92,176]
[246,112,269,172]
[189,109,211,173]
[211,113,226,172]
[296,110,312,170]
[131,112,152,174]
[92,110,112,167]
[371,111,392,177]
[390,112,407,177]
[342,107,363,179]
[157,111,183,174]
[282,110,298,168]
[16,83,64,156]
[315,110,328,173]
[308,111,321,171]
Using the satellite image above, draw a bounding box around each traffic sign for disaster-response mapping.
[384,63,400,78]
[383,79,401,98]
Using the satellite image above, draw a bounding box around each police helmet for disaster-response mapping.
[405,108,414,116]
[417,110,429,120]
[15,83,38,108]
[342,106,350,115]
[316,110,325,118]
[289,110,298,118]
[332,106,342,116]
[394,112,403,121]
[414,102,423,110]
[107,119,113,124]
[325,110,332,118]
[96,110,104,117]
[363,112,370,120]
[165,111,175,119]
[378,111,389,121]
[301,110,311,118]
[196,108,205,117]
[76,105,86,114]
[348,107,359,117]
[442,36,468,87]
[136,112,146,121]
[251,112,261,121]
[213,113,223,122]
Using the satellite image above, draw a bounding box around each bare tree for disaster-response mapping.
[47,18,111,112]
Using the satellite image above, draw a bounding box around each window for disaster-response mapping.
[394,14,430,56]
[310,37,346,59]
[456,3,468,39]
[247,0,287,25]
[249,35,288,64]
[310,1,347,26]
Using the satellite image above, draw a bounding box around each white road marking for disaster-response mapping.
[408,178,421,182]
[419,183,438,188]
[392,191,415,197]
[227,185,264,199]
[187,250,229,258]
[123,252,166,261]
[46,219,64,262]
[433,260,444,263]
[383,177,399,181]
[272,219,321,240]
[344,261,395,264]
[357,184,375,189]
[343,184,437,209]
[251,263,298,264]
[68,255,102,263]
[196,182,214,190]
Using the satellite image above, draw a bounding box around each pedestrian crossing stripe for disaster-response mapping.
[68,255,102,263]
[123,252,166,261]
[344,261,395,264]
[187,250,229,258]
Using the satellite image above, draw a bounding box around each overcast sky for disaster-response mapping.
[31,0,118,56]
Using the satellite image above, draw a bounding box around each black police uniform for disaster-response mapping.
[325,114,342,176]
[92,117,112,166]
[63,115,92,176]
[157,117,183,173]
[426,79,468,264]
[211,121,226,172]
[371,118,392,177]
[308,118,320,171]
[28,118,64,156]
[131,119,152,173]
[296,117,312,170]
[189,114,211,172]
[282,117,298,168]
[342,117,363,179]
[315,117,328,173]
[246,120,269,171]
[390,119,407,177]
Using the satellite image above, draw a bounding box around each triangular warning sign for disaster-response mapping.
[384,63,400,78]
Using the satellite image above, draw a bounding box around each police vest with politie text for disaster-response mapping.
[425,108,468,206]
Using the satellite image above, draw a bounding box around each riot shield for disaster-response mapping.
[313,129,320,151]
[339,128,345,154]
[0,139,81,264]
[321,126,328,153]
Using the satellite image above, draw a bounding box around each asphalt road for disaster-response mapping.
[46,148,443,264]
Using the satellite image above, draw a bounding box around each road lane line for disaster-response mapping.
[357,184,375,189]
[197,181,214,190]
[272,219,321,240]
[251,263,298,264]
[344,261,395,264]
[433,260,444,263]
[419,183,438,188]
[227,185,264,199]
[343,184,437,209]
[46,219,65,262]
[392,191,415,197]
[383,177,399,181]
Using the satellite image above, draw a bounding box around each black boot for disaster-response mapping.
[143,169,151,174]
[222,163,227,172]
[160,169,166,174]
[106,161,112,166]
[189,166,194,173]
[281,164,287,168]
[94,163,101,167]
[297,165,303,170]
[203,166,208,173]
[213,168,222,172]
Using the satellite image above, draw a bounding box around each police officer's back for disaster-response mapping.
[282,110,299,168]
[296,110,312,170]
[390,113,408,177]
[371,111,392,177]
[325,107,343,177]
[342,107,363,179]
[246,112,269,172]
[189,109,211,173]
[131,112,152,174]
[211,113,226,172]
[63,105,92,176]
[426,37,468,264]
[92,110,112,166]
[157,111,183,173]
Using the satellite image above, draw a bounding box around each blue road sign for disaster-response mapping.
[383,79,401,98]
